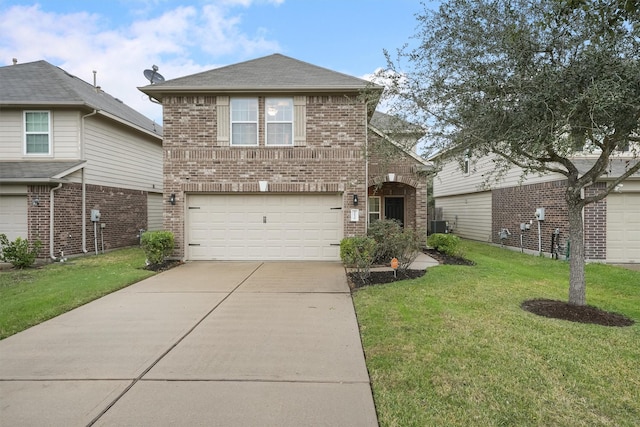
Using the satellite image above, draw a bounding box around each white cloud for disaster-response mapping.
[0,2,282,123]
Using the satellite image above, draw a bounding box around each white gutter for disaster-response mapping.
[81,110,98,253]
[49,183,63,261]
[365,102,370,231]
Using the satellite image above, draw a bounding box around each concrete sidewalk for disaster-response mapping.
[0,262,378,426]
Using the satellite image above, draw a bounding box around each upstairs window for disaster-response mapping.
[463,149,470,175]
[230,98,258,146]
[265,98,293,146]
[25,111,50,154]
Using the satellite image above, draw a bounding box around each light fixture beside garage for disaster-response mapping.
[32,197,40,206]
[169,193,176,205]
[352,194,359,206]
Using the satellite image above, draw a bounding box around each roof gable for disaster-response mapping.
[0,60,161,137]
[139,54,382,95]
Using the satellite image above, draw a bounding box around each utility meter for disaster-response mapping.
[535,208,545,221]
[91,209,101,222]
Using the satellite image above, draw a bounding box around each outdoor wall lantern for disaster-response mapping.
[169,193,176,205]
[32,197,40,206]
[353,194,359,206]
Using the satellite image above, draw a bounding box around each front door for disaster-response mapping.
[385,197,404,227]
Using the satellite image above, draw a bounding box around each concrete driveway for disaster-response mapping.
[0,262,378,426]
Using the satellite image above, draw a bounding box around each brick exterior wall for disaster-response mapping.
[491,180,606,260]
[27,183,147,258]
[162,94,369,259]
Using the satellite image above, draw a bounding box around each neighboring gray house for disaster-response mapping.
[0,60,163,260]
[433,151,640,264]
[139,54,430,261]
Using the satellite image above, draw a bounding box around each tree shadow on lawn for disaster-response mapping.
[349,249,635,328]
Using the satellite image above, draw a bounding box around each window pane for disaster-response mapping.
[27,134,49,153]
[26,112,49,132]
[231,98,257,121]
[232,123,257,145]
[368,197,380,212]
[266,123,292,145]
[369,213,380,223]
[265,98,293,122]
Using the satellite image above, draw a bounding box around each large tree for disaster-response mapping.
[382,0,640,305]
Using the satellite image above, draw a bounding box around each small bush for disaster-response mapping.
[0,233,42,269]
[367,219,403,264]
[340,236,377,283]
[140,231,175,267]
[427,233,463,257]
[393,228,426,272]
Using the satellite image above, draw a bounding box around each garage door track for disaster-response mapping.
[0,261,378,426]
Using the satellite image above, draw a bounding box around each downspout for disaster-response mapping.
[365,101,369,232]
[50,183,63,261]
[81,110,98,253]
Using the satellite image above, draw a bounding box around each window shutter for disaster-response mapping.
[217,96,230,146]
[293,96,306,146]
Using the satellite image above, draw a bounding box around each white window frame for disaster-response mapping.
[463,150,470,176]
[368,196,381,224]
[24,111,51,155]
[265,97,293,146]
[230,98,258,146]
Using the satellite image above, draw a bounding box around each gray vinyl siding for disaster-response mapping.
[0,110,80,159]
[83,116,162,192]
[147,193,163,231]
[433,154,563,198]
[436,192,493,242]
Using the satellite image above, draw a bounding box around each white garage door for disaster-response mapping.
[187,194,343,261]
[0,195,28,241]
[607,193,640,263]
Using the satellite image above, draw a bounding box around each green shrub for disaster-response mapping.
[140,231,175,267]
[367,219,403,264]
[340,236,377,283]
[393,228,426,272]
[368,220,425,271]
[427,233,463,257]
[0,233,42,269]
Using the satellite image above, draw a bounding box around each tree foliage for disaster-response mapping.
[382,0,640,305]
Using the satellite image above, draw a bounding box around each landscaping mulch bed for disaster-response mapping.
[521,298,635,327]
[144,259,184,272]
[348,249,474,289]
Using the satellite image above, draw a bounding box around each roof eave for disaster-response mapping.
[139,85,383,98]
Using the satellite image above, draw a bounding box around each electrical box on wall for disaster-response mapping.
[535,208,545,221]
[91,209,101,222]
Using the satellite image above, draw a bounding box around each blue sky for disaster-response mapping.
[0,0,438,123]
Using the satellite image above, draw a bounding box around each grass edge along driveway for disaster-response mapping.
[0,248,155,340]
[353,240,640,427]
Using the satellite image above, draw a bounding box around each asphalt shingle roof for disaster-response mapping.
[0,161,86,182]
[139,54,382,96]
[0,60,161,136]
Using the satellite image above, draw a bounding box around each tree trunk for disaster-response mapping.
[567,197,586,306]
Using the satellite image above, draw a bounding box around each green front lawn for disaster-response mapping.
[0,248,155,339]
[354,241,640,426]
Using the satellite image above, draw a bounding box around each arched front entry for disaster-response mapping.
[368,180,419,230]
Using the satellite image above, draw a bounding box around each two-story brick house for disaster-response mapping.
[139,54,429,261]
[0,60,163,260]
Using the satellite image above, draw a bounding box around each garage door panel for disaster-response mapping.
[187,194,342,261]
[0,196,28,241]
[607,193,640,263]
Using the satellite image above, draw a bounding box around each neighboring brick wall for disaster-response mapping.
[162,94,368,259]
[584,182,607,260]
[27,183,147,258]
[491,180,607,260]
[492,180,569,255]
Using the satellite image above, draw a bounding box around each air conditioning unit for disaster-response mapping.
[430,220,448,234]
